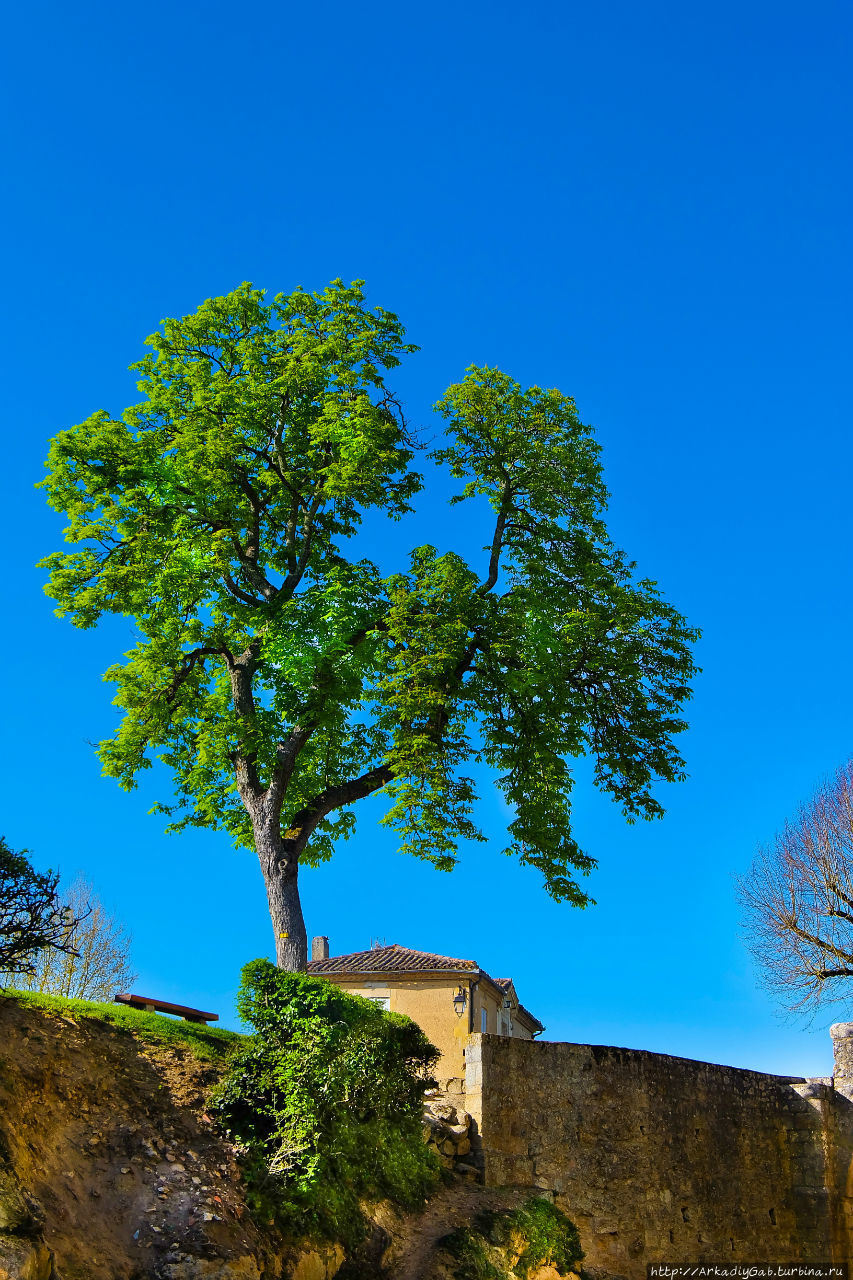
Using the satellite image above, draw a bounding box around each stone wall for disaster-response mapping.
[463,1033,853,1278]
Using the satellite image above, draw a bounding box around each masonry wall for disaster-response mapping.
[463,1034,853,1278]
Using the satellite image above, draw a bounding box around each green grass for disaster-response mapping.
[0,988,243,1061]
[440,1198,584,1280]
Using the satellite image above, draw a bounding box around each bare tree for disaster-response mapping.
[8,877,137,1001]
[738,761,853,1017]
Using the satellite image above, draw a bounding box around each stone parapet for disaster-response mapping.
[463,1033,853,1278]
[831,1022,853,1098]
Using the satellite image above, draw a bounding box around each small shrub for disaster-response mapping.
[441,1198,584,1279]
[210,959,441,1246]
[507,1198,584,1275]
[441,1227,504,1279]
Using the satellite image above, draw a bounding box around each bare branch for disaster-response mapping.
[738,759,853,1015]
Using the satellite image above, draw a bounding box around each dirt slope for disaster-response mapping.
[0,997,584,1280]
[0,996,278,1279]
[373,1183,554,1280]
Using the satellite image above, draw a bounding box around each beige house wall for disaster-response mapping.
[325,973,537,1086]
[328,975,473,1085]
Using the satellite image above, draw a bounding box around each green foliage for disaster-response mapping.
[434,369,698,903]
[442,1229,504,1280]
[0,988,240,1060]
[210,960,440,1245]
[40,280,420,865]
[40,281,699,921]
[441,1198,584,1279]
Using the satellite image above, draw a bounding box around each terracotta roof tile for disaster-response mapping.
[306,942,544,1033]
[306,943,479,976]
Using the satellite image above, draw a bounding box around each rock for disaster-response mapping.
[0,1169,39,1235]
[447,1122,469,1139]
[440,1140,456,1156]
[426,1101,457,1123]
[288,1243,345,1280]
[456,1137,471,1156]
[0,1238,55,1280]
[423,1116,449,1142]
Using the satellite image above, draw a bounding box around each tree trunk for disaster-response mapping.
[254,823,307,970]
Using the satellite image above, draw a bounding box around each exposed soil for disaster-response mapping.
[0,997,279,1279]
[371,1182,553,1280]
[0,998,581,1280]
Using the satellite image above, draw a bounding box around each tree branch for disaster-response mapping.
[284,764,394,854]
[478,483,512,594]
[279,483,325,597]
[227,640,265,800]
[222,573,265,608]
[778,916,853,971]
[164,647,231,706]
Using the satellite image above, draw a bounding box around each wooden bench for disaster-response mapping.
[114,993,218,1024]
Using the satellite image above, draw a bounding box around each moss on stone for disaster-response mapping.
[440,1197,584,1279]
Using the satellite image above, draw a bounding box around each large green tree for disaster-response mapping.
[41,281,698,970]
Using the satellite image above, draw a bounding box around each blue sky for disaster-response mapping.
[1,0,850,1075]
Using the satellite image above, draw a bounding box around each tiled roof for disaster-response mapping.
[515,1004,545,1032]
[492,978,543,1032]
[306,942,545,1033]
[306,943,479,976]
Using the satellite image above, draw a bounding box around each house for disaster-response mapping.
[305,939,544,1088]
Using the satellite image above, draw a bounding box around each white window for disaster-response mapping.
[367,996,390,1011]
[481,1007,488,1033]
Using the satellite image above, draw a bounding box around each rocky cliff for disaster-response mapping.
[0,994,287,1279]
[0,995,577,1280]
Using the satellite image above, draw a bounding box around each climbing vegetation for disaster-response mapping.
[211,960,441,1245]
[440,1198,585,1279]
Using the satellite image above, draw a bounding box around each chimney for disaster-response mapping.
[311,936,330,962]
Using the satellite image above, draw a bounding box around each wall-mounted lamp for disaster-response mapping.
[453,986,468,1017]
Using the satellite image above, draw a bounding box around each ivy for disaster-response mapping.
[210,960,441,1246]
